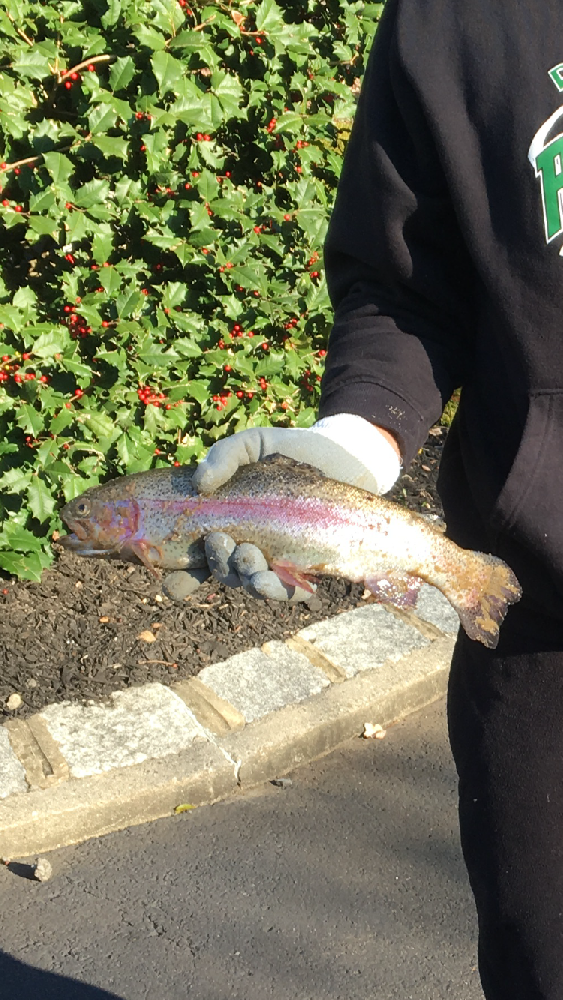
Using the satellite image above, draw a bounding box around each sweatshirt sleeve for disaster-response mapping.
[320,0,476,466]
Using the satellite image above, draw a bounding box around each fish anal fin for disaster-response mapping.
[270,558,317,594]
[364,571,421,609]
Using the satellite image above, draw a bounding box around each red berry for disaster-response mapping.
[13,374,22,383]
[224,364,232,372]
[74,388,84,397]
[14,205,22,213]
[318,349,327,357]
[247,391,254,399]
[40,375,48,383]
[1,200,8,207]
[63,305,72,313]
[87,64,95,72]
[261,341,269,350]
[101,320,110,328]
[283,213,291,221]
[236,390,244,398]
[22,352,31,360]
[71,72,80,81]
[65,81,72,89]
[247,331,254,337]
[141,288,149,295]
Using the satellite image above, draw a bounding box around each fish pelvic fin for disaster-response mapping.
[445,552,522,649]
[364,571,421,609]
[270,559,317,594]
[129,539,163,578]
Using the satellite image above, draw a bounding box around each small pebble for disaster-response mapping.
[33,858,53,882]
[271,777,293,789]
[6,693,22,711]
[26,678,37,689]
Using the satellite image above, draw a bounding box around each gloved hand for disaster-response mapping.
[163,414,402,603]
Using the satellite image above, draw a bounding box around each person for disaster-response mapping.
[173,1,563,995]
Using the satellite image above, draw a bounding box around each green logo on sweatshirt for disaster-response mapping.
[528,68,563,244]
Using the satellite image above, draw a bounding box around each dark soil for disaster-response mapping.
[0,427,447,719]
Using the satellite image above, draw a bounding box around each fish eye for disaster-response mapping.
[75,501,90,517]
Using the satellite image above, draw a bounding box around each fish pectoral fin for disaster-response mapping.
[364,571,421,609]
[270,558,317,594]
[129,539,162,578]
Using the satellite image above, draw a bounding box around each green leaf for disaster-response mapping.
[0,549,50,582]
[17,404,44,436]
[0,521,43,553]
[162,282,188,309]
[28,215,60,239]
[12,287,37,309]
[73,179,111,209]
[109,55,135,92]
[254,0,283,33]
[151,51,185,96]
[174,338,202,357]
[88,104,118,134]
[28,328,69,358]
[93,135,128,160]
[101,0,122,28]
[92,228,114,264]
[43,152,74,185]
[98,267,122,295]
[133,24,167,50]
[27,477,56,522]
[83,410,118,440]
[12,50,51,80]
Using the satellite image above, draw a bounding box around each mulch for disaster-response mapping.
[0,426,447,719]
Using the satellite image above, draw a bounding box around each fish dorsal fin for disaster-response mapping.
[260,453,330,478]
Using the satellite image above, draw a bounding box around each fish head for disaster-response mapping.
[59,481,140,559]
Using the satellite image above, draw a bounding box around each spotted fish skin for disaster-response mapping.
[60,455,522,648]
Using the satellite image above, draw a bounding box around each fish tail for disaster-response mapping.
[443,552,522,649]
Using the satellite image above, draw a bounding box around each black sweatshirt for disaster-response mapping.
[320,0,563,618]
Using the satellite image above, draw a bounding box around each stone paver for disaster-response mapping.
[0,727,27,799]
[40,683,208,778]
[416,584,459,634]
[298,604,429,678]
[198,641,329,723]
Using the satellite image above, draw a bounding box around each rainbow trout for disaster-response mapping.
[59,455,522,648]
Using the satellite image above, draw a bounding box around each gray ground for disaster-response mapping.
[0,697,483,1000]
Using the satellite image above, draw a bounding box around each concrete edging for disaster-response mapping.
[0,589,457,857]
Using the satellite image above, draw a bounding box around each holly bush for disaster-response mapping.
[0,0,384,579]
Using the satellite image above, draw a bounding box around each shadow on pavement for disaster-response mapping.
[1,951,123,1000]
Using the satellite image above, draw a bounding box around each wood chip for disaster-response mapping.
[137,630,157,643]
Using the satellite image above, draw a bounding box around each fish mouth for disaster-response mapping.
[58,532,114,557]
[61,515,89,541]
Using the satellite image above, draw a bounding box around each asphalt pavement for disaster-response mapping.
[0,696,484,1000]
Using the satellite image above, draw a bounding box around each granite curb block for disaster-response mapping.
[0,586,458,858]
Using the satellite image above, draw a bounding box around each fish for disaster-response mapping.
[59,454,522,648]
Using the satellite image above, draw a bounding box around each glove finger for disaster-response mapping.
[162,568,211,601]
[231,542,269,578]
[204,531,243,589]
[193,430,264,494]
